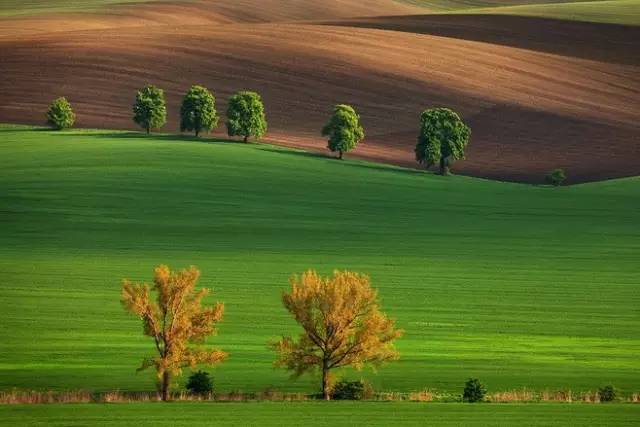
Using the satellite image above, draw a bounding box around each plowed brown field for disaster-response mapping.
[1,0,638,183]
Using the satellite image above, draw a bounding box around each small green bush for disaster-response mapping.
[46,97,76,130]
[545,168,566,186]
[599,385,617,402]
[463,378,486,402]
[332,380,366,400]
[185,370,213,395]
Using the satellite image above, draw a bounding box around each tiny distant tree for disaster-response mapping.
[121,265,227,401]
[46,97,76,130]
[133,84,167,134]
[463,378,486,402]
[545,168,566,186]
[322,104,365,159]
[271,270,402,400]
[226,91,267,143]
[415,107,470,175]
[186,370,214,396]
[180,85,218,137]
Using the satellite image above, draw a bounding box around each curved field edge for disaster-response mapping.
[1,127,639,394]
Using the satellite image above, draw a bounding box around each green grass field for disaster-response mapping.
[401,0,640,24]
[465,0,640,25]
[1,126,639,397]
[2,0,638,25]
[0,0,153,17]
[1,403,639,426]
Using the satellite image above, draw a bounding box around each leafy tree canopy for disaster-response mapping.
[46,97,75,130]
[121,265,226,401]
[133,84,167,134]
[415,107,470,175]
[226,91,267,143]
[322,104,364,159]
[180,85,218,137]
[272,270,402,400]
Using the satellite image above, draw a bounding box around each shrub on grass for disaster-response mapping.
[545,168,567,186]
[332,380,366,400]
[186,371,213,395]
[599,385,617,402]
[46,97,76,130]
[463,378,486,402]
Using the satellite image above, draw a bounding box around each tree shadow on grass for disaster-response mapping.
[78,130,428,178]
[257,146,333,161]
[0,125,51,132]
[88,131,239,145]
[257,146,427,177]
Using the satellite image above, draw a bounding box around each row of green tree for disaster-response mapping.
[121,265,402,401]
[46,85,266,141]
[46,84,471,175]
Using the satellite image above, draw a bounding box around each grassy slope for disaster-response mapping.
[1,403,640,426]
[3,0,637,25]
[1,127,639,395]
[467,0,640,25]
[398,0,594,10]
[0,0,154,16]
[398,0,640,25]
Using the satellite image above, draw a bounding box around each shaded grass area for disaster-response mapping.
[1,403,640,426]
[0,126,639,395]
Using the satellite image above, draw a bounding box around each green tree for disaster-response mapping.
[180,85,218,137]
[226,91,267,143]
[46,97,76,130]
[133,84,167,134]
[415,107,470,175]
[322,104,364,159]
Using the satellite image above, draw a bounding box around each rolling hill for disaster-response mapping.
[1,126,639,394]
[0,0,638,183]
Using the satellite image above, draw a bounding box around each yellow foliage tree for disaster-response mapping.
[121,265,227,401]
[272,270,403,400]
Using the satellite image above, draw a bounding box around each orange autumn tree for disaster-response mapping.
[272,270,403,400]
[121,265,227,401]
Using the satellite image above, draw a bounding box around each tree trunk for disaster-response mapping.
[439,157,450,175]
[161,371,171,401]
[321,363,330,401]
[146,126,150,135]
[338,150,343,160]
[243,135,248,143]
[195,129,200,137]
